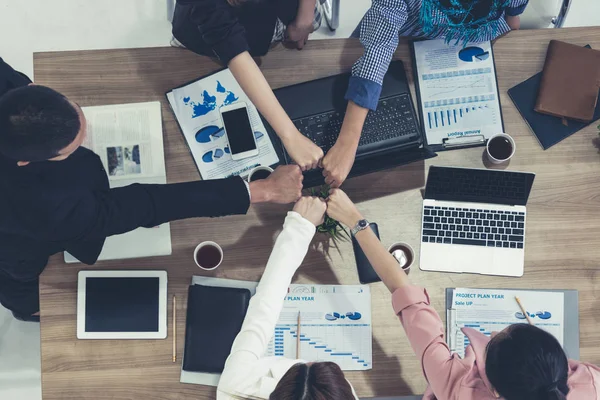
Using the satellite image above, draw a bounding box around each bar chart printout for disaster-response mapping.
[413,39,504,146]
[266,284,372,371]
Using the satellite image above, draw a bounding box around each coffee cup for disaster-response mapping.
[486,133,516,164]
[247,166,274,183]
[388,242,415,274]
[193,241,224,271]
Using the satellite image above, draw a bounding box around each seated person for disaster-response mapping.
[326,188,600,400]
[0,58,303,322]
[217,196,359,399]
[172,0,324,171]
[321,0,529,187]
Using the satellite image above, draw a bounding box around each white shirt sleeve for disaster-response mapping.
[217,211,315,396]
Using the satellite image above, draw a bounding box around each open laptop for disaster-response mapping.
[420,166,535,277]
[264,60,437,187]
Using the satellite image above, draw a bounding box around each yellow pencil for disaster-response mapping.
[173,295,177,363]
[515,296,533,325]
[296,311,301,359]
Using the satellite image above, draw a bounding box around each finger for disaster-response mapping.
[318,158,324,169]
[297,40,304,50]
[324,175,336,186]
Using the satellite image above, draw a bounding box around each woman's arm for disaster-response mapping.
[218,198,326,394]
[326,189,470,398]
[228,52,323,170]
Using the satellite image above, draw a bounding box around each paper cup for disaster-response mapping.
[193,241,224,271]
[486,133,516,164]
[247,166,274,183]
[388,242,415,274]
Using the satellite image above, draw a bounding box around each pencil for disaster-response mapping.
[296,311,301,359]
[172,295,177,363]
[515,296,533,325]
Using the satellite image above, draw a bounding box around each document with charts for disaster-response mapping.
[266,284,372,371]
[413,39,504,149]
[166,69,279,180]
[447,288,564,358]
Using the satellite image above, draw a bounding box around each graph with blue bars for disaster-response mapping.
[423,94,498,131]
[268,323,372,371]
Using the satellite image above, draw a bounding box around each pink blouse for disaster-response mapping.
[392,285,600,400]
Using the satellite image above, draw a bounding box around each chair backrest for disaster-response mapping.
[321,0,340,30]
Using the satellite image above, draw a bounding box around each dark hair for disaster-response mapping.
[0,85,81,162]
[270,362,354,400]
[486,324,570,400]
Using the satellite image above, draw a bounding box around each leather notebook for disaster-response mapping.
[183,285,251,373]
[508,45,600,150]
[535,40,600,122]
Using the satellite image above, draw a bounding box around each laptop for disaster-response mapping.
[264,60,437,187]
[420,166,535,277]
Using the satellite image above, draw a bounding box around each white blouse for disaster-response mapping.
[217,212,358,399]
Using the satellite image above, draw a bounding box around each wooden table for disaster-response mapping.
[35,27,600,399]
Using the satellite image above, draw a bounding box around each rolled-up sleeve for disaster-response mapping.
[177,0,249,63]
[392,286,468,398]
[345,0,408,110]
[505,0,529,16]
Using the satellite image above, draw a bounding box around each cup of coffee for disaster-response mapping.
[193,241,224,271]
[486,133,516,164]
[388,242,415,274]
[247,166,274,183]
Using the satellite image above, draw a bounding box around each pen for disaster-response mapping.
[173,295,177,363]
[296,311,301,359]
[515,296,533,325]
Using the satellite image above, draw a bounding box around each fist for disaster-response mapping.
[264,165,303,204]
[293,196,327,227]
[326,188,363,228]
[321,140,357,188]
[281,131,324,171]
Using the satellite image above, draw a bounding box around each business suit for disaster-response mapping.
[0,58,251,320]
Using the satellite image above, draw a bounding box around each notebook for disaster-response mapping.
[182,285,251,373]
[535,40,600,122]
[508,45,600,150]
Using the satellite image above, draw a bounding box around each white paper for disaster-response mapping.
[167,69,279,180]
[448,288,564,358]
[64,102,171,262]
[414,39,504,145]
[266,284,372,371]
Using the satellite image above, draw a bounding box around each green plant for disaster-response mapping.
[310,185,350,241]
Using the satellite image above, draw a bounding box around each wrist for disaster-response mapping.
[344,212,364,229]
[249,180,272,204]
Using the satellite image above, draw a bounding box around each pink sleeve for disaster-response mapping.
[392,286,469,398]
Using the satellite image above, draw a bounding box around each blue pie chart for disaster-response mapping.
[459,46,489,62]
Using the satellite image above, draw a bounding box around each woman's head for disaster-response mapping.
[270,362,354,400]
[486,324,569,400]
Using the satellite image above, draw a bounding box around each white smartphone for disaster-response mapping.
[220,102,259,160]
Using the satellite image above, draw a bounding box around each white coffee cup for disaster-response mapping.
[486,133,516,164]
[193,241,224,271]
[388,242,415,273]
[247,166,274,183]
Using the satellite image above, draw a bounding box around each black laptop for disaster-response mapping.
[264,60,437,187]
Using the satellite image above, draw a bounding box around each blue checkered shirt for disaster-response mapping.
[345,0,529,110]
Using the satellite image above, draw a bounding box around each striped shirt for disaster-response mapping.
[345,0,529,111]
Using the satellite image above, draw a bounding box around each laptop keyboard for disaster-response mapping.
[285,93,420,162]
[422,205,525,249]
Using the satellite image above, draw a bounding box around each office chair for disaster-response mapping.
[321,0,340,31]
[520,0,570,29]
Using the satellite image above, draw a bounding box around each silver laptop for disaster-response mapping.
[420,166,535,277]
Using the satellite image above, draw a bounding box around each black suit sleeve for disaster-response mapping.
[0,57,32,96]
[176,0,249,64]
[45,177,251,242]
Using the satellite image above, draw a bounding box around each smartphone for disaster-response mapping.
[220,102,259,160]
[352,223,382,284]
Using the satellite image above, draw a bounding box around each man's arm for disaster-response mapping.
[322,0,408,187]
[505,0,529,30]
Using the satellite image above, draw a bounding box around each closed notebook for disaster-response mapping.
[535,40,600,122]
[183,285,251,373]
[509,45,600,150]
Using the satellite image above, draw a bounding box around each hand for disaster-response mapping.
[260,165,303,204]
[321,139,357,188]
[326,188,363,228]
[285,20,313,50]
[281,131,324,171]
[506,15,520,30]
[293,196,327,226]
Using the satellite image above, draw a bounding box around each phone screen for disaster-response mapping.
[222,108,257,154]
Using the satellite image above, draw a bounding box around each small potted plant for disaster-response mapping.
[310,185,350,242]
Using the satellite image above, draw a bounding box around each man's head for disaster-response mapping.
[0,85,87,166]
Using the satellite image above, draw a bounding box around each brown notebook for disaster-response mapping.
[535,40,600,122]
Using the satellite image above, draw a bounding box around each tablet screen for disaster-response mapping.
[85,277,159,332]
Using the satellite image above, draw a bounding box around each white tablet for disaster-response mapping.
[77,270,168,339]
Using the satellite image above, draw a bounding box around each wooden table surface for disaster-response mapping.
[34,27,600,399]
